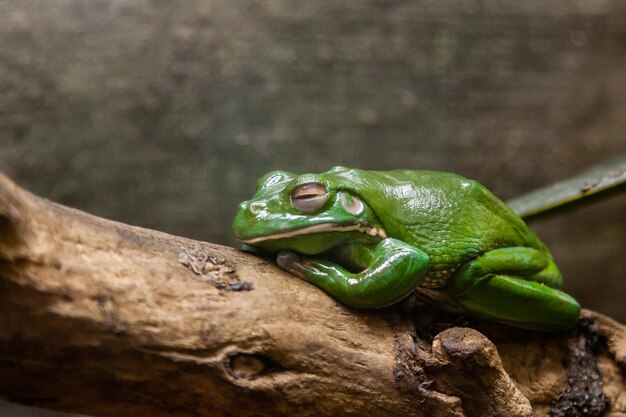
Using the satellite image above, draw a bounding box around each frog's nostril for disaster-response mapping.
[250,202,263,213]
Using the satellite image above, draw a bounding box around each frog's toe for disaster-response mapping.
[276,250,315,279]
[276,250,300,270]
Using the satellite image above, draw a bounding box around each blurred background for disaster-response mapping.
[1,0,625,416]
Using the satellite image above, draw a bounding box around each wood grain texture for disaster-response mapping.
[0,171,624,417]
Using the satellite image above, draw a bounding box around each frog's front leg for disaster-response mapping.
[447,247,581,331]
[277,238,429,309]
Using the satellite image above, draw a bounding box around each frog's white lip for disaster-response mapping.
[239,223,387,244]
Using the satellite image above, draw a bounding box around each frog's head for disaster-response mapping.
[232,169,386,255]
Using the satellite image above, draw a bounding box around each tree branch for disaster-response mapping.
[0,172,624,417]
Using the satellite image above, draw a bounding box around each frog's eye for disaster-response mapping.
[291,183,329,213]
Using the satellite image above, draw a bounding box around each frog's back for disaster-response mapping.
[332,168,546,274]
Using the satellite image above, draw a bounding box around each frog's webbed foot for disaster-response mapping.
[276,238,429,309]
[276,250,304,273]
[447,247,581,331]
[276,250,323,279]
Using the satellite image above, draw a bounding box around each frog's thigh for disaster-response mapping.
[277,238,429,309]
[447,247,580,331]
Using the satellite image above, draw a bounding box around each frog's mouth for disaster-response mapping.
[239,221,387,245]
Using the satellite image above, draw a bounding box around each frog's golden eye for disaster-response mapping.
[291,183,329,213]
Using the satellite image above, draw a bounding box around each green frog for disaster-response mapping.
[232,167,580,331]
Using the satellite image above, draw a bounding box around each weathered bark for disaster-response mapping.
[0,171,624,417]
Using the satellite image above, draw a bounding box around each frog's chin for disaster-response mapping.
[239,222,387,245]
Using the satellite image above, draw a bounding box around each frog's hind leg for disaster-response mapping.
[447,247,580,331]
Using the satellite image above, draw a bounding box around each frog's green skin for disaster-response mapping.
[232,167,581,331]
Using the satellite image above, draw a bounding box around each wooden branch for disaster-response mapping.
[0,171,624,417]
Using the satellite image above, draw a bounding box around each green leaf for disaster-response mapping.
[507,154,626,221]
